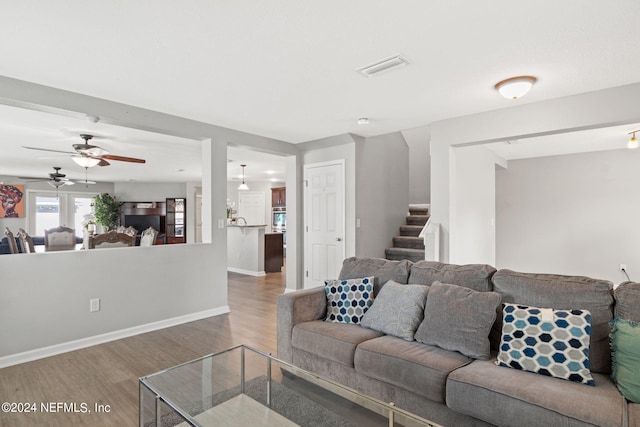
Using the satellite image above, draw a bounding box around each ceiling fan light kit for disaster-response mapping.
[72,156,101,168]
[23,133,146,170]
[495,75,537,99]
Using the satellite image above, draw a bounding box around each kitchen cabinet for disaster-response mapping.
[166,198,186,244]
[271,187,286,207]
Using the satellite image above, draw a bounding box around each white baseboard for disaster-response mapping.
[0,306,231,369]
[227,267,266,276]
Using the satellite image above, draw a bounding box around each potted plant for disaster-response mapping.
[93,193,123,232]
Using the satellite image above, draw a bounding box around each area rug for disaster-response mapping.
[145,375,363,427]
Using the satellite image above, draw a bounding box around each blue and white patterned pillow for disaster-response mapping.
[324,277,374,324]
[496,303,595,386]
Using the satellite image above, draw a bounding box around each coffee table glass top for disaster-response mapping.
[139,344,441,427]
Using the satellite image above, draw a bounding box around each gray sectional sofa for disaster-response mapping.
[277,257,640,427]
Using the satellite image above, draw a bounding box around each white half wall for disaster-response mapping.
[0,243,227,366]
[496,148,640,284]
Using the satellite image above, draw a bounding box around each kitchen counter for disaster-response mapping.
[227,225,267,276]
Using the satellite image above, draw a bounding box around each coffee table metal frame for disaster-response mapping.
[139,344,441,427]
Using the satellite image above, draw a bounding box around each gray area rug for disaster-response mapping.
[147,375,363,427]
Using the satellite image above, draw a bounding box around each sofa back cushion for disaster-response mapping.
[491,269,614,374]
[408,260,496,292]
[615,281,640,322]
[338,257,412,295]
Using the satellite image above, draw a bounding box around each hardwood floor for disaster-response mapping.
[0,271,285,427]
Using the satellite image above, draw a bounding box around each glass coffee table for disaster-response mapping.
[139,345,441,427]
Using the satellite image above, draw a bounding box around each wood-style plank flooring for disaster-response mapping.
[0,271,284,427]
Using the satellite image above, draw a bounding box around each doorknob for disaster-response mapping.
[336,237,342,242]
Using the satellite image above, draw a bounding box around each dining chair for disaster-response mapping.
[4,227,20,254]
[139,227,158,247]
[89,231,135,249]
[44,226,76,251]
[17,228,35,253]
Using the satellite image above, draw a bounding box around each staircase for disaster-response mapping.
[385,206,429,262]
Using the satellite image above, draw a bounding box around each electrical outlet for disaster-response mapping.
[620,264,627,271]
[90,298,100,312]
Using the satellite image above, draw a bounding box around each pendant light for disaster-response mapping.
[238,164,249,190]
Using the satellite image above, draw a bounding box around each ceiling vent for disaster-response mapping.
[356,54,409,77]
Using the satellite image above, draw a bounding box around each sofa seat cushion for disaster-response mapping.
[447,359,626,427]
[629,403,640,427]
[291,321,383,367]
[354,335,472,403]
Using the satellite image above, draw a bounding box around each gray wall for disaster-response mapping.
[401,125,431,204]
[496,148,639,284]
[0,174,114,234]
[355,132,410,258]
[114,182,187,201]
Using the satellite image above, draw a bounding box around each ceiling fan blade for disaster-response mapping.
[101,154,146,164]
[18,176,48,181]
[23,146,76,155]
[70,179,97,185]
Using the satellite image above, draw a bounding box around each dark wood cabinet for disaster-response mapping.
[271,187,286,207]
[264,233,284,272]
[119,199,186,245]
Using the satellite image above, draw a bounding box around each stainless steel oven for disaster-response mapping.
[272,207,286,232]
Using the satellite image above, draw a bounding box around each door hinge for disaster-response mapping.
[306,226,308,232]
[305,270,309,277]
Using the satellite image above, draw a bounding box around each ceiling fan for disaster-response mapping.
[18,167,96,188]
[23,134,146,167]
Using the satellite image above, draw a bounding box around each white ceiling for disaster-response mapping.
[1,1,640,181]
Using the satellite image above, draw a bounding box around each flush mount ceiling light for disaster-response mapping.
[628,130,639,149]
[238,164,249,190]
[357,117,369,125]
[356,54,410,78]
[495,76,537,100]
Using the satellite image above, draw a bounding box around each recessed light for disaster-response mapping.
[358,118,369,125]
[175,168,185,173]
[265,170,276,175]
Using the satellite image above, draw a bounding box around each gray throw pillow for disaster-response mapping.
[360,281,429,341]
[414,281,502,359]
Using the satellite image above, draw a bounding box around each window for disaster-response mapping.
[28,191,98,237]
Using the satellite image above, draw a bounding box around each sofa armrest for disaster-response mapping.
[277,287,326,363]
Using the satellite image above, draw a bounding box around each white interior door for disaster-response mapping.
[238,191,265,225]
[304,161,345,288]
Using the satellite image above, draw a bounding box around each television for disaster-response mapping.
[124,215,161,234]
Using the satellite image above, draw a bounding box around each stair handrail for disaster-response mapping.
[420,217,440,262]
